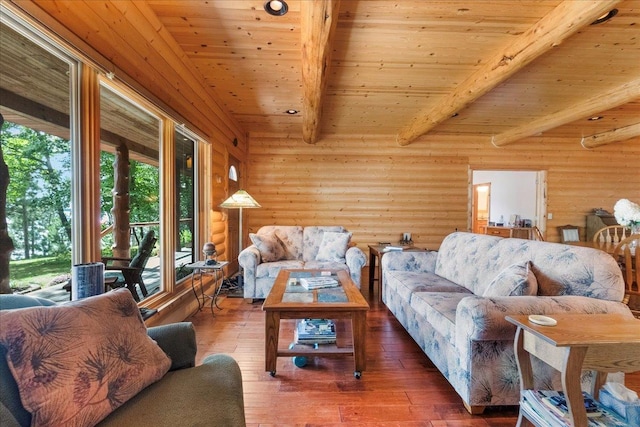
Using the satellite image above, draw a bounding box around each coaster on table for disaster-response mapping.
[528,315,557,326]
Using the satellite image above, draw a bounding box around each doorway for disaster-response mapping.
[472,183,491,234]
[470,170,547,236]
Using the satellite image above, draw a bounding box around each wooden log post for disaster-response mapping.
[0,113,14,293]
[111,143,131,262]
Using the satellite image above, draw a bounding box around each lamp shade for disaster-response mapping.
[219,190,261,209]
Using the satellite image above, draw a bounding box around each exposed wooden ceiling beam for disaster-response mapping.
[395,0,622,146]
[581,122,640,149]
[301,0,341,144]
[491,77,640,147]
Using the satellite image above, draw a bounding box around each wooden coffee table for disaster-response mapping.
[262,269,370,378]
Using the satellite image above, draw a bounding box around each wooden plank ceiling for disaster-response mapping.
[3,0,640,148]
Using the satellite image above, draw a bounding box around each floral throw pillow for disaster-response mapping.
[250,232,287,262]
[0,289,171,427]
[315,231,352,263]
[483,261,538,297]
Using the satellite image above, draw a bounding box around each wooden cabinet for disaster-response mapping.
[586,214,618,242]
[485,226,533,239]
[485,226,512,237]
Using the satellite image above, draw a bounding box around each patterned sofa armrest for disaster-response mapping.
[455,295,634,346]
[239,246,261,298]
[346,246,367,288]
[238,245,261,269]
[345,246,366,270]
[381,250,438,273]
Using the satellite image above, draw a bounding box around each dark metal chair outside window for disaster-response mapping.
[103,230,157,301]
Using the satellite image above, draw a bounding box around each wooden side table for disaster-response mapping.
[368,245,385,294]
[506,314,640,427]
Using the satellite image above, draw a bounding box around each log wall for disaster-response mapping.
[244,133,640,251]
[209,141,230,259]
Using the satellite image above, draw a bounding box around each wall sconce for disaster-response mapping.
[184,154,193,170]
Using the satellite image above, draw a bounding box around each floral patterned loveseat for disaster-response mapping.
[381,232,632,414]
[239,225,367,299]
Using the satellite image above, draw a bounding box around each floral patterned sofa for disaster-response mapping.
[239,225,367,299]
[381,232,633,414]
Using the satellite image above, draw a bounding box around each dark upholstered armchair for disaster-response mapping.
[0,293,247,427]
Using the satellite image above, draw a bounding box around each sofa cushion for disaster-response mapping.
[256,260,304,278]
[97,354,245,427]
[315,231,352,262]
[0,295,57,427]
[249,232,287,262]
[482,261,538,297]
[435,232,504,294]
[303,261,349,272]
[0,289,171,427]
[303,226,345,261]
[256,226,303,260]
[410,292,470,346]
[385,271,472,303]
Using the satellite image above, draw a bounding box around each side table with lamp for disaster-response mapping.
[185,242,228,316]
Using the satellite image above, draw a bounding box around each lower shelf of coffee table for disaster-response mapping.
[279,342,354,357]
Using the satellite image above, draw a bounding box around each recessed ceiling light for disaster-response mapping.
[588,116,603,121]
[264,0,288,16]
[591,9,618,25]
[285,109,298,115]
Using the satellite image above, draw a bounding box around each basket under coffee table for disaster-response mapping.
[262,269,370,378]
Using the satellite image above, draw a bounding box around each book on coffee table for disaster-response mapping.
[295,319,336,344]
[299,277,339,290]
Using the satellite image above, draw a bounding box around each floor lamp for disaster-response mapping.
[220,190,261,293]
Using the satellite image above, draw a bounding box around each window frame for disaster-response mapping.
[2,5,212,307]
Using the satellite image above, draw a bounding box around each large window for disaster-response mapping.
[0,8,208,305]
[174,129,195,281]
[0,17,76,295]
[99,83,161,301]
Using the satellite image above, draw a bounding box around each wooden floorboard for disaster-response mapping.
[188,286,640,427]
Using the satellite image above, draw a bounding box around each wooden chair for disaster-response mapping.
[593,225,630,244]
[557,225,580,243]
[531,226,545,241]
[613,234,640,318]
[103,230,157,302]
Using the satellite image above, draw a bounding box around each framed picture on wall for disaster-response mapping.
[558,225,580,243]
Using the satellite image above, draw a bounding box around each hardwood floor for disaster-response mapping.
[188,286,640,427]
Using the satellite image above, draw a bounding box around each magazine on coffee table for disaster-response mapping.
[299,276,339,290]
[295,319,336,344]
